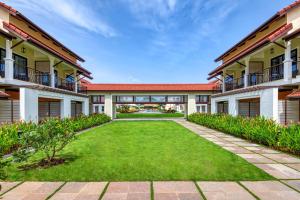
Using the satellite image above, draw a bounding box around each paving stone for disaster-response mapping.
[241,181,300,200]
[287,164,300,172]
[254,164,300,179]
[197,181,255,200]
[282,180,300,191]
[223,137,246,142]
[232,141,260,147]
[103,182,150,200]
[153,181,202,200]
[51,182,106,200]
[237,154,276,164]
[244,146,280,154]
[0,182,20,195]
[2,182,63,200]
[262,154,300,164]
[222,146,253,154]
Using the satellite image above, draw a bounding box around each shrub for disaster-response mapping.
[188,113,300,155]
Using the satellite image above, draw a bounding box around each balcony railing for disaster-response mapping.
[55,77,75,92]
[225,77,244,91]
[77,85,87,94]
[13,65,51,86]
[248,63,284,86]
[0,61,4,78]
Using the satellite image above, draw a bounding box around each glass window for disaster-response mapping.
[196,95,209,103]
[13,53,27,79]
[95,106,99,113]
[0,49,5,77]
[292,49,298,76]
[135,96,150,102]
[217,101,228,114]
[92,95,104,103]
[167,96,182,102]
[151,96,166,102]
[101,106,105,112]
[66,75,74,83]
[118,96,133,102]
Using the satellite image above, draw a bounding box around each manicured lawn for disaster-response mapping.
[6,121,273,181]
[116,112,184,118]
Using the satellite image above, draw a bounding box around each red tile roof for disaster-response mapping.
[214,0,300,62]
[85,83,218,92]
[0,2,84,62]
[0,91,10,98]
[287,90,300,99]
[3,22,93,79]
[208,23,293,79]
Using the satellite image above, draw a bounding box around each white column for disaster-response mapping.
[260,88,279,122]
[4,39,14,80]
[82,98,89,115]
[228,97,238,116]
[61,97,71,118]
[74,69,78,93]
[284,41,292,81]
[211,98,216,114]
[244,58,250,87]
[49,57,55,88]
[104,94,113,118]
[187,94,196,115]
[20,88,38,123]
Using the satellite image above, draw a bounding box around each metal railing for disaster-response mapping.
[77,85,87,94]
[248,63,284,86]
[224,77,244,91]
[0,61,4,78]
[55,77,75,92]
[13,65,51,86]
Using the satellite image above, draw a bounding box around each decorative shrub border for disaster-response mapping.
[188,113,300,155]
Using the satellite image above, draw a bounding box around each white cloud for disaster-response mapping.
[3,0,117,37]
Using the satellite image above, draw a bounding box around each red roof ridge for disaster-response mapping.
[0,2,17,14]
[278,0,300,16]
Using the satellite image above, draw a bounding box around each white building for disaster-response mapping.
[209,1,300,124]
[86,83,216,118]
[0,3,91,123]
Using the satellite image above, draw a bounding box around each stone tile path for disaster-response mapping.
[2,119,300,199]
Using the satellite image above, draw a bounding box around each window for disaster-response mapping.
[135,96,150,103]
[92,95,104,104]
[0,49,5,77]
[13,53,28,80]
[95,105,99,113]
[151,96,166,102]
[196,95,209,103]
[217,101,228,114]
[271,54,284,80]
[167,96,183,103]
[117,96,133,102]
[66,75,74,83]
[292,49,298,77]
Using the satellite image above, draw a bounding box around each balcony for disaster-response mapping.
[77,85,87,94]
[13,64,51,86]
[225,77,244,91]
[55,77,75,92]
[248,63,284,86]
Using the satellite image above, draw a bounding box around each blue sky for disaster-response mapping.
[3,0,295,83]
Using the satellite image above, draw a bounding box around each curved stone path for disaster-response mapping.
[1,118,300,199]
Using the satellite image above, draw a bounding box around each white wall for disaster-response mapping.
[211,87,279,121]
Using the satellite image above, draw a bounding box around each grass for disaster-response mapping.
[5,121,273,181]
[116,112,184,118]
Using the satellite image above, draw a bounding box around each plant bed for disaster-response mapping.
[188,113,300,155]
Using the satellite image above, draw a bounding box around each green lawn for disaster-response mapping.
[116,112,184,118]
[6,121,273,181]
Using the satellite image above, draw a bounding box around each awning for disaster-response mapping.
[2,22,93,79]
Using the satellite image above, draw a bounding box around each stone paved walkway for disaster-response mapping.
[1,119,300,199]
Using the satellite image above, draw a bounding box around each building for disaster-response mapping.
[85,83,217,118]
[0,3,92,123]
[208,0,300,124]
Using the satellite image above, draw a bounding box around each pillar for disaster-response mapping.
[187,94,196,115]
[284,40,292,81]
[228,97,238,116]
[49,57,55,88]
[104,94,113,118]
[74,69,78,93]
[61,97,71,118]
[82,98,89,115]
[4,39,14,80]
[260,88,279,122]
[20,88,38,123]
[244,58,250,87]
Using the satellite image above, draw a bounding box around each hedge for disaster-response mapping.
[0,113,111,154]
[188,113,300,155]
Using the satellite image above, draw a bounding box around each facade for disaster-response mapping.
[85,83,216,118]
[208,0,300,124]
[0,3,91,123]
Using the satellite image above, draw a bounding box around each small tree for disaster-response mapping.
[13,118,76,165]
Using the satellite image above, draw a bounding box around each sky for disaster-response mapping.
[2,0,296,83]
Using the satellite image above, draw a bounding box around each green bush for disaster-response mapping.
[188,113,300,155]
[0,114,110,155]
